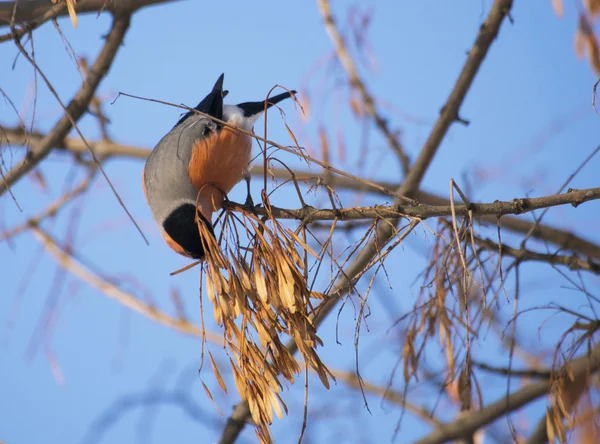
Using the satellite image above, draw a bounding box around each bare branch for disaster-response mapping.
[217,0,515,441]
[319,0,410,172]
[0,168,97,241]
[3,128,599,260]
[310,0,514,332]
[0,13,130,195]
[220,187,600,226]
[476,237,600,275]
[0,1,64,43]
[332,369,442,426]
[414,344,600,444]
[1,127,151,159]
[0,0,179,28]
[30,225,223,344]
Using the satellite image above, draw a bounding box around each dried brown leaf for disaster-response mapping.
[285,122,301,150]
[30,169,48,192]
[277,267,296,313]
[575,28,586,59]
[315,365,331,389]
[201,381,224,417]
[230,358,246,398]
[254,265,269,305]
[267,388,284,420]
[553,0,564,17]
[350,95,362,117]
[285,229,319,260]
[318,125,329,165]
[585,0,600,17]
[546,409,556,444]
[66,0,78,28]
[208,351,227,393]
[586,31,600,74]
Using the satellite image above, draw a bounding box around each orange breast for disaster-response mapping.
[188,126,252,212]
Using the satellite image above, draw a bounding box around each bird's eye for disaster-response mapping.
[203,126,211,136]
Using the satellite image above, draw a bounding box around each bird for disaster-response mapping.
[143,73,296,260]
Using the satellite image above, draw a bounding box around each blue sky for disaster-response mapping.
[1,1,599,443]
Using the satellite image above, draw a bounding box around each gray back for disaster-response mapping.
[144,115,215,225]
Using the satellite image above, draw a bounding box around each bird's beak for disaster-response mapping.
[206,73,225,121]
[191,73,225,121]
[211,73,225,96]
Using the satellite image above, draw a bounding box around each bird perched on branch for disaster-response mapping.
[143,73,296,260]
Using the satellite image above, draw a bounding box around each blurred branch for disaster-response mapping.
[471,360,551,379]
[0,167,98,241]
[415,343,600,444]
[30,225,224,344]
[0,1,65,43]
[524,413,550,444]
[3,128,599,260]
[218,0,515,442]
[0,0,179,29]
[81,389,220,444]
[332,369,442,426]
[1,127,150,158]
[319,0,410,172]
[0,13,130,196]
[524,349,593,444]
[476,237,600,275]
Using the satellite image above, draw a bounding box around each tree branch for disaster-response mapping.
[3,128,599,260]
[415,343,600,444]
[29,225,224,343]
[476,236,600,275]
[320,0,410,172]
[0,13,130,196]
[0,1,65,42]
[220,187,600,224]
[0,0,179,27]
[217,0,515,441]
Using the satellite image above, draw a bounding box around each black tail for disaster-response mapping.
[236,90,297,117]
[175,73,226,127]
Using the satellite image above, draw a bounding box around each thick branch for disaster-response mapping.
[0,1,64,42]
[415,344,600,444]
[221,187,600,223]
[0,13,130,196]
[0,0,178,26]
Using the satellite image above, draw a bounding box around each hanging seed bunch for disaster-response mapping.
[196,199,334,443]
